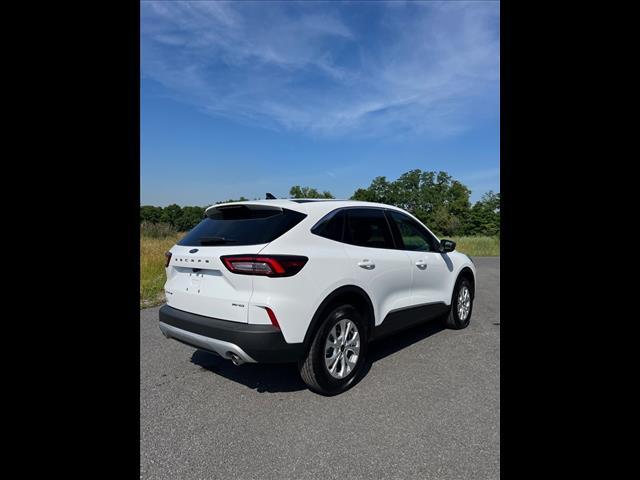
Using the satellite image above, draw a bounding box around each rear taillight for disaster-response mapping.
[220,255,308,277]
[164,251,172,268]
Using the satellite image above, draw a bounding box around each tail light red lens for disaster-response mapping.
[220,255,308,277]
[164,251,172,268]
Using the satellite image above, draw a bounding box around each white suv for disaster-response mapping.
[159,199,476,395]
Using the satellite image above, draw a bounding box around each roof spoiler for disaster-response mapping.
[204,202,283,217]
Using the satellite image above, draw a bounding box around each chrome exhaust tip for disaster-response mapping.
[228,352,244,366]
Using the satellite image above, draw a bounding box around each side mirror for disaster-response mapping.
[440,239,456,253]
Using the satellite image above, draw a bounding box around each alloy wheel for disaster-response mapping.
[324,319,360,379]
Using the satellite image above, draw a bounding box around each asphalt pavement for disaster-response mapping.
[140,256,500,479]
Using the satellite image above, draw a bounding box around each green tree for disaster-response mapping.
[350,170,471,236]
[352,176,395,204]
[140,205,163,223]
[289,186,334,199]
[175,206,206,231]
[466,191,500,236]
[159,204,183,227]
[138,172,499,237]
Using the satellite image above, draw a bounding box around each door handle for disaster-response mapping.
[415,260,427,270]
[357,259,376,270]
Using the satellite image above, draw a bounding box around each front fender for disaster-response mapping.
[446,252,477,303]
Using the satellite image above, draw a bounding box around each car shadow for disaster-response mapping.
[190,349,306,393]
[190,320,446,393]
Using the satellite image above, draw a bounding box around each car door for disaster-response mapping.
[386,209,452,306]
[340,208,414,327]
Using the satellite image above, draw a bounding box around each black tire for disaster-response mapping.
[299,304,368,396]
[443,277,474,329]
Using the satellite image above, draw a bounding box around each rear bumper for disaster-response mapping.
[158,305,305,363]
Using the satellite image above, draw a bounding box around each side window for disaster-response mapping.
[387,210,438,252]
[344,209,395,249]
[311,209,344,242]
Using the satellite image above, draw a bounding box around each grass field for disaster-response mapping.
[449,236,500,257]
[140,232,182,309]
[140,233,499,308]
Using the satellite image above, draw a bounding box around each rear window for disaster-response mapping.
[311,209,345,242]
[178,205,306,247]
[344,208,395,249]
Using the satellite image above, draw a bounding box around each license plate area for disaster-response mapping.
[172,268,224,294]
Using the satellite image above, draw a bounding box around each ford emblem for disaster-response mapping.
[189,248,199,254]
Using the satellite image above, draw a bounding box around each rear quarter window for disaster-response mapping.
[311,209,345,242]
[178,205,306,247]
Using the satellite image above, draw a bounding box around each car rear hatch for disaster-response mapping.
[164,203,306,322]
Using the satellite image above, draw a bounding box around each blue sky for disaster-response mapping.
[141,1,500,206]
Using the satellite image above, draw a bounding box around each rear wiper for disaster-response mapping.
[199,236,238,245]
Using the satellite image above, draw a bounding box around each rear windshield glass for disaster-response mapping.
[178,206,307,247]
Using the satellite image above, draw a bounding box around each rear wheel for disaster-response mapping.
[299,305,367,395]
[444,277,473,329]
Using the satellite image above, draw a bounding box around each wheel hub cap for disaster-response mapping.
[324,319,360,379]
[457,286,471,321]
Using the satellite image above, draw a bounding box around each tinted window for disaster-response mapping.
[311,210,344,242]
[388,210,438,252]
[178,206,306,247]
[344,209,395,249]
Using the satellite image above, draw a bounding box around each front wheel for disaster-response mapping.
[443,278,474,329]
[299,305,367,395]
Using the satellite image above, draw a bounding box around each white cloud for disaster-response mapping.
[141,0,499,138]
